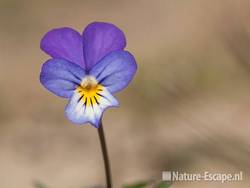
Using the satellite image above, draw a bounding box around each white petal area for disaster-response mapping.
[65,87,119,127]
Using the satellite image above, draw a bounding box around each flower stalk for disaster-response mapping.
[98,120,112,188]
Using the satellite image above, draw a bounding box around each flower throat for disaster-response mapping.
[76,76,103,106]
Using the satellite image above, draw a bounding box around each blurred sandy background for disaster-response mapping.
[1,0,250,187]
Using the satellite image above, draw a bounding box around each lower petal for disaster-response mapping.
[65,86,119,127]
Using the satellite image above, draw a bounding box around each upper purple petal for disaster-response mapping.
[82,22,126,70]
[89,50,137,93]
[40,58,86,98]
[40,27,86,69]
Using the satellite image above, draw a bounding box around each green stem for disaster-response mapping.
[98,120,112,188]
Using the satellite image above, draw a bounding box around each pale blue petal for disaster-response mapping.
[40,59,86,98]
[89,50,137,93]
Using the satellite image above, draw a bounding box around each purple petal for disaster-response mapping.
[40,59,86,98]
[82,22,126,70]
[40,27,85,69]
[90,50,137,93]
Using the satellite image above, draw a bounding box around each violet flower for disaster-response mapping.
[40,22,137,128]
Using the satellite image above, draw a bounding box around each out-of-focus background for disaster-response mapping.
[0,0,250,187]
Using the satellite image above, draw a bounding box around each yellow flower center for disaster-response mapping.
[76,76,103,106]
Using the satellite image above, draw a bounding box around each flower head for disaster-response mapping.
[40,22,137,128]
